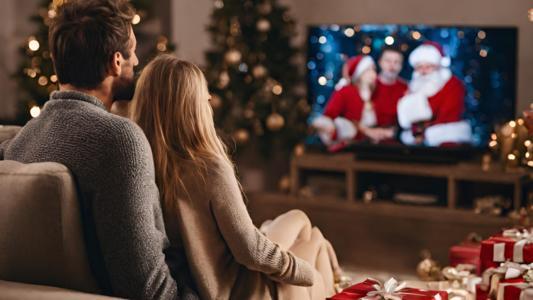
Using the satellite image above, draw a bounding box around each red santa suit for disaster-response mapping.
[312,55,376,145]
[397,42,472,146]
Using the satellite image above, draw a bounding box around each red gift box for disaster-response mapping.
[496,281,533,300]
[449,242,481,275]
[480,236,533,272]
[329,279,448,300]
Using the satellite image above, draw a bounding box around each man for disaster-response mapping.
[372,45,408,127]
[397,42,472,146]
[0,1,197,299]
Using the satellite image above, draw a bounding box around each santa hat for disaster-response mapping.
[408,41,451,68]
[346,55,375,82]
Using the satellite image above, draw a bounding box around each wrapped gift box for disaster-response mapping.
[450,242,482,275]
[496,281,533,300]
[329,278,448,300]
[480,231,533,272]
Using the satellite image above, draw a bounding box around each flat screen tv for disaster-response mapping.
[305,24,517,161]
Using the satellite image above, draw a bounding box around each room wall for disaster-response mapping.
[171,0,532,115]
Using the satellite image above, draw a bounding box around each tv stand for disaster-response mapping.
[290,152,531,210]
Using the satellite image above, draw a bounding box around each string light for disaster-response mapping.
[509,120,517,128]
[477,30,486,39]
[214,0,224,9]
[38,76,48,86]
[272,84,283,95]
[132,14,141,25]
[344,28,355,37]
[318,36,327,44]
[28,37,40,52]
[318,76,327,86]
[30,106,41,118]
[50,74,58,83]
[479,49,488,57]
[384,36,395,45]
[508,153,516,161]
[411,31,421,40]
[362,45,371,54]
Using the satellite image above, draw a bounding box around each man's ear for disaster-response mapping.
[109,52,122,77]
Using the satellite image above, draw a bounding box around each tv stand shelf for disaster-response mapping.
[290,152,532,210]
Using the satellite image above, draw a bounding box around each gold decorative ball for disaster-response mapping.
[279,175,291,193]
[416,250,442,281]
[210,94,222,109]
[294,144,305,157]
[256,18,271,32]
[218,71,230,89]
[252,65,268,78]
[225,49,242,64]
[244,109,255,119]
[234,129,250,144]
[266,113,285,131]
[257,2,272,15]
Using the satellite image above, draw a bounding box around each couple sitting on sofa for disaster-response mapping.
[0,0,343,299]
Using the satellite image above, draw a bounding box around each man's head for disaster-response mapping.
[49,0,139,101]
[409,42,446,77]
[378,46,403,80]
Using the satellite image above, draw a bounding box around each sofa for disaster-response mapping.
[0,125,118,299]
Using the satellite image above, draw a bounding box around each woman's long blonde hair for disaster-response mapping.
[130,54,234,211]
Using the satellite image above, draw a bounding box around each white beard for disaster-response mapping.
[409,68,452,97]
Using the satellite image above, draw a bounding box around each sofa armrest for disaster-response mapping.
[0,280,121,300]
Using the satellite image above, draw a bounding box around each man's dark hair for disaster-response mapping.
[379,45,403,59]
[49,0,135,89]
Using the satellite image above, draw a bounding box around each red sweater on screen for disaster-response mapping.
[323,78,407,127]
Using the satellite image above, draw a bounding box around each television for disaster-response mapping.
[305,24,518,161]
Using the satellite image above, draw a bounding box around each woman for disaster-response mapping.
[130,54,344,300]
[312,55,395,146]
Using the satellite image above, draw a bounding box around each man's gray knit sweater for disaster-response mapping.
[0,91,196,299]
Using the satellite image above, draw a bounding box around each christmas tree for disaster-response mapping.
[14,0,173,124]
[205,0,310,156]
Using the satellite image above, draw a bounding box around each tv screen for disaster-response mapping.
[306,24,517,150]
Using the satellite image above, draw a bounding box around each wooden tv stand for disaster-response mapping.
[290,152,532,210]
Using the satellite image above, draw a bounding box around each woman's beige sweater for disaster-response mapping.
[163,158,314,300]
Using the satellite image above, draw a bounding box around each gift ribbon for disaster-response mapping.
[361,278,442,300]
[514,236,533,263]
[493,234,533,263]
[502,229,533,240]
[482,262,533,286]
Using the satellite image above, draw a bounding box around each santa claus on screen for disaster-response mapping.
[397,42,472,146]
[312,55,396,147]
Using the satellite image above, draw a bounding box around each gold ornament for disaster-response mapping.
[278,175,291,193]
[256,18,271,32]
[234,129,250,144]
[252,65,267,78]
[225,49,242,64]
[294,144,305,157]
[416,250,442,281]
[257,2,272,15]
[266,113,285,131]
[210,94,222,109]
[218,71,230,89]
[52,0,66,9]
[244,109,254,119]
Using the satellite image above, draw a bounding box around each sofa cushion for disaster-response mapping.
[0,125,21,144]
[0,280,119,300]
[0,160,99,293]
